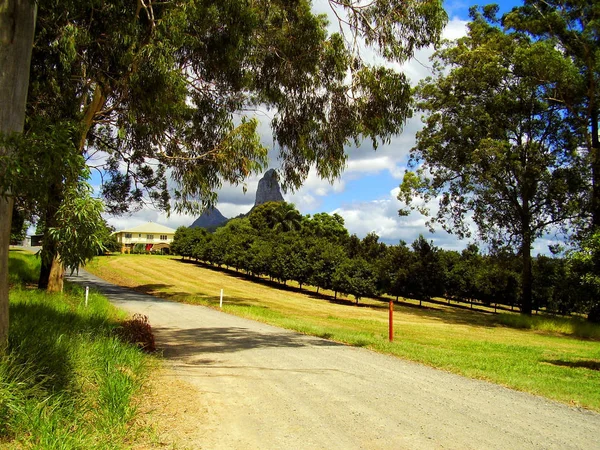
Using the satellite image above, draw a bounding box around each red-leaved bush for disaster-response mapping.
[115,314,156,353]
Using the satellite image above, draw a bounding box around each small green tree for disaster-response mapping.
[308,239,347,294]
[332,258,377,304]
[405,236,445,303]
[45,182,107,290]
[565,232,600,322]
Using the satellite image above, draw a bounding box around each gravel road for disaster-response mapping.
[69,269,600,449]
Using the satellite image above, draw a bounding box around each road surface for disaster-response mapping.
[68,269,600,449]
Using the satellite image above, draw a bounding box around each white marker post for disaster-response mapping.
[85,286,89,307]
[220,289,223,308]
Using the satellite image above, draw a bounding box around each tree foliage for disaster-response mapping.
[4,0,446,291]
[46,182,107,275]
[503,0,600,228]
[398,8,584,314]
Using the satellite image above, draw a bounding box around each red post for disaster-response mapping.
[389,299,393,342]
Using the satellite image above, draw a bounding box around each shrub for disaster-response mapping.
[132,243,146,254]
[115,314,156,352]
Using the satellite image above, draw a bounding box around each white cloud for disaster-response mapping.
[332,188,467,250]
[218,202,253,218]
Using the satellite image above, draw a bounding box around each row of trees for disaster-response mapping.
[172,202,599,319]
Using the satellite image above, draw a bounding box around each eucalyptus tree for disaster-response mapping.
[398,8,584,314]
[504,0,600,229]
[13,0,445,292]
[44,181,107,291]
[0,0,37,347]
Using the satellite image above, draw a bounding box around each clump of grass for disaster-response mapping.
[3,251,154,448]
[496,313,600,340]
[8,249,40,285]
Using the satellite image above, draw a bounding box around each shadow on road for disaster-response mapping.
[154,325,342,359]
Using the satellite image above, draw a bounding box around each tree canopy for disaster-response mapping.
[503,0,600,228]
[398,6,584,314]
[1,0,447,292]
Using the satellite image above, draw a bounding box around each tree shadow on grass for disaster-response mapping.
[543,359,600,371]
[174,258,311,295]
[8,300,117,394]
[172,259,505,330]
[153,325,342,361]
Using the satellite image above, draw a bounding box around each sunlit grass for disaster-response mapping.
[3,250,156,448]
[87,254,600,411]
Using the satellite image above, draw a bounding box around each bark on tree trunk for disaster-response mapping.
[0,0,36,350]
[0,197,13,348]
[592,109,600,229]
[521,233,533,316]
[38,182,63,291]
[47,253,64,292]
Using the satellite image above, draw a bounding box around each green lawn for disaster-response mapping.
[2,250,156,449]
[86,254,600,412]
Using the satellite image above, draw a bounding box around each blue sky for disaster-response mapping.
[104,0,561,254]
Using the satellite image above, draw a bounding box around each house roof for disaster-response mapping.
[115,222,177,234]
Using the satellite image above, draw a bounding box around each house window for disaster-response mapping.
[139,234,142,238]
[147,234,154,240]
[160,235,168,240]
[124,233,132,238]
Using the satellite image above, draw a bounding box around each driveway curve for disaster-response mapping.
[68,269,600,449]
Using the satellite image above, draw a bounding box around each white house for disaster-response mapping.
[112,222,176,254]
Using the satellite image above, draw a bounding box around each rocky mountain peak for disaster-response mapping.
[254,169,284,206]
[190,207,228,229]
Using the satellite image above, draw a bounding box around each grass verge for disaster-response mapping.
[2,250,156,449]
[87,254,600,412]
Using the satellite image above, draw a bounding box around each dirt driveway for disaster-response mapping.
[69,270,600,449]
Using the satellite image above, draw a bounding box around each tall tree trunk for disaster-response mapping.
[37,84,105,292]
[521,231,533,316]
[0,197,13,348]
[38,181,63,291]
[592,108,600,229]
[0,0,36,350]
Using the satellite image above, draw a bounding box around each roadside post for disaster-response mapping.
[389,299,393,342]
[85,286,89,307]
[220,289,223,308]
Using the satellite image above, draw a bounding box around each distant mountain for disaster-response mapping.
[189,169,285,229]
[190,207,228,229]
[254,168,284,206]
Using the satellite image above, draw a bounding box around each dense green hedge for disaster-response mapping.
[172,202,598,318]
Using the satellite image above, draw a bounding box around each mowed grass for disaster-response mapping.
[3,250,156,449]
[86,254,600,411]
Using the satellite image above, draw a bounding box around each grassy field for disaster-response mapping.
[86,254,600,412]
[2,250,157,449]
